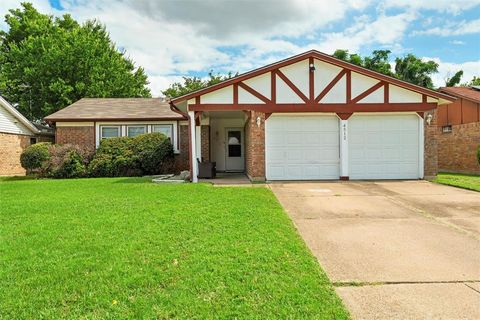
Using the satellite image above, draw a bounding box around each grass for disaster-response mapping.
[0,177,348,319]
[435,172,480,192]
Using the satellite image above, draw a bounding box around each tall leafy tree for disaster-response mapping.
[163,71,237,98]
[463,76,480,87]
[0,3,150,120]
[445,70,464,87]
[394,54,438,89]
[333,49,393,76]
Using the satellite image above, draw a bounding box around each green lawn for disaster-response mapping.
[0,177,348,319]
[435,172,480,192]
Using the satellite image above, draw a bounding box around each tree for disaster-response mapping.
[163,71,237,98]
[333,49,394,76]
[445,70,463,87]
[0,3,150,120]
[463,76,480,87]
[394,54,438,89]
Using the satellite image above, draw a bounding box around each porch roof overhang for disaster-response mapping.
[171,50,456,109]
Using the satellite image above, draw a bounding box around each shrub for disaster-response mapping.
[88,137,140,177]
[477,145,480,165]
[20,143,51,173]
[131,133,174,175]
[42,144,90,178]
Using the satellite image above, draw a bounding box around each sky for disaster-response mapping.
[1,0,479,97]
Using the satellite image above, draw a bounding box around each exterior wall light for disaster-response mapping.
[256,116,261,127]
[426,113,433,125]
[309,63,315,72]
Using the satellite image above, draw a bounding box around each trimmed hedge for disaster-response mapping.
[20,133,174,178]
[20,143,51,173]
[88,133,174,177]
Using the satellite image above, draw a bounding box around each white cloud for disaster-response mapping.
[412,19,480,36]
[383,0,480,15]
[425,57,480,87]
[450,40,466,45]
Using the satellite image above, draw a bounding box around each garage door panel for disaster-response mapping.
[266,115,340,180]
[349,114,420,180]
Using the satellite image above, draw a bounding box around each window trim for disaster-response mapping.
[100,125,121,140]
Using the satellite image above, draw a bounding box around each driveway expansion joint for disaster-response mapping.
[465,283,480,295]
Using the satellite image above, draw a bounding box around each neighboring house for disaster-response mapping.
[0,96,54,176]
[437,86,480,174]
[44,98,189,171]
[170,50,454,182]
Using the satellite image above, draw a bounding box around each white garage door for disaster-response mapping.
[266,115,340,180]
[349,114,421,180]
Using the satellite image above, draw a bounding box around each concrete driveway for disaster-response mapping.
[269,181,480,319]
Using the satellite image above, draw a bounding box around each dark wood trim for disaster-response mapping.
[384,83,389,103]
[340,176,350,181]
[238,82,271,104]
[417,112,424,118]
[346,70,352,103]
[336,112,353,120]
[233,83,238,104]
[314,69,347,103]
[276,69,309,103]
[189,102,438,113]
[265,113,273,120]
[171,50,455,104]
[271,71,276,104]
[309,57,314,102]
[48,117,186,122]
[422,94,427,103]
[351,81,385,104]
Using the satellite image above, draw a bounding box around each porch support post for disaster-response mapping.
[189,110,198,182]
[339,119,349,180]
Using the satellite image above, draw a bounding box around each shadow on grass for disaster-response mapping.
[112,177,155,184]
[0,176,37,182]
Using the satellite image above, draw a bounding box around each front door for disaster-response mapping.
[225,128,245,172]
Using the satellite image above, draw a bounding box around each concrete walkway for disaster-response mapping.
[270,181,480,319]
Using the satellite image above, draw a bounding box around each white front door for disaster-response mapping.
[225,128,245,172]
[348,114,421,179]
[265,115,340,180]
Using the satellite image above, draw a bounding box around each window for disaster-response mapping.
[227,130,241,157]
[442,125,452,133]
[30,137,37,145]
[127,126,146,137]
[152,124,173,140]
[101,126,120,139]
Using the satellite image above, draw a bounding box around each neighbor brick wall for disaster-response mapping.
[56,126,95,153]
[424,109,438,179]
[437,122,480,175]
[245,111,265,181]
[0,132,30,176]
[200,125,210,162]
[175,125,190,172]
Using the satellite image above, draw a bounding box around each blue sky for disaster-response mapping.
[1,0,479,95]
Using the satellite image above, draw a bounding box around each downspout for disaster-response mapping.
[169,101,193,181]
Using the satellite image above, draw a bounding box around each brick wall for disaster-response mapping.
[424,109,438,179]
[175,125,190,172]
[56,126,95,153]
[0,132,30,176]
[437,122,480,175]
[200,125,210,162]
[245,111,265,181]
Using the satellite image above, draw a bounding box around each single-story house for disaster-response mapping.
[0,96,54,175]
[45,50,455,182]
[169,50,454,182]
[44,98,190,171]
[437,86,480,174]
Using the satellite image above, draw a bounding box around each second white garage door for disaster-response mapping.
[348,114,421,180]
[266,115,339,180]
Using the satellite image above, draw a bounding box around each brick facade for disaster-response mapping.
[437,122,480,175]
[424,109,438,179]
[200,125,210,162]
[56,126,95,153]
[0,132,30,175]
[175,125,190,172]
[244,111,266,181]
